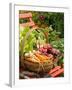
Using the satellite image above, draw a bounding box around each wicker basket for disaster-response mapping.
[21,57,53,73]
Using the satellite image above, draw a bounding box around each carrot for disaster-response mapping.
[33,55,40,62]
[42,54,49,59]
[34,53,48,61]
[48,66,61,74]
[51,68,64,77]
[34,53,45,61]
[26,57,39,63]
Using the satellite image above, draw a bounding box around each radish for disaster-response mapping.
[51,48,60,55]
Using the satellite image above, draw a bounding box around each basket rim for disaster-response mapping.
[23,58,53,64]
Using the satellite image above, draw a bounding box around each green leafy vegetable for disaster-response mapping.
[19,27,46,55]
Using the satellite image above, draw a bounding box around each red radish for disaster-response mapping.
[43,52,48,56]
[48,54,53,58]
[39,47,47,53]
[51,48,56,54]
[48,66,61,74]
[51,68,64,77]
[42,48,47,53]
[51,48,60,55]
[47,54,53,59]
[39,47,43,52]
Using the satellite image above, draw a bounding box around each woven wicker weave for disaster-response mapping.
[21,57,53,73]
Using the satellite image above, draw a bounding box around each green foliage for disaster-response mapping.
[51,38,64,53]
[19,27,46,55]
[20,27,36,54]
[38,26,61,43]
[19,10,64,38]
[31,11,64,37]
[41,26,64,53]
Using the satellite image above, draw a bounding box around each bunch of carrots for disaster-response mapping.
[24,51,53,63]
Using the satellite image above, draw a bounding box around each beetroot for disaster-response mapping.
[51,48,60,55]
[38,44,60,56]
[47,54,53,58]
[39,47,47,53]
[39,47,43,52]
[43,52,48,56]
[42,48,47,53]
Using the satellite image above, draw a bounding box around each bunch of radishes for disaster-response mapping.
[39,44,60,57]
